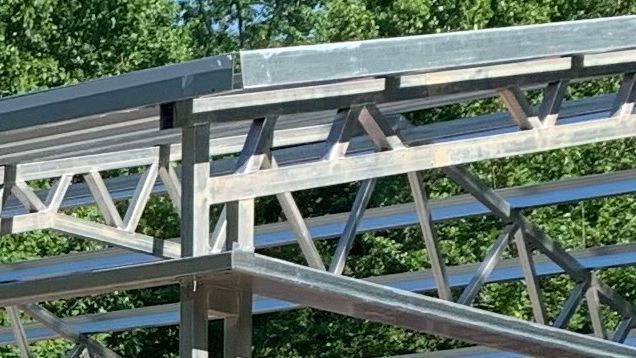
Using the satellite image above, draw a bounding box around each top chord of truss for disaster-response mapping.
[0,16,635,139]
[0,55,233,131]
[240,16,636,88]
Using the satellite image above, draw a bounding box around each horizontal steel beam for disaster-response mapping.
[2,249,635,357]
[0,87,491,165]
[1,166,634,285]
[399,58,571,88]
[0,253,233,306]
[0,91,607,189]
[0,80,612,168]
[51,215,181,259]
[0,107,158,165]
[0,51,627,166]
[233,252,636,357]
[3,241,636,345]
[191,57,636,123]
[0,56,233,132]
[18,85,603,190]
[240,16,636,88]
[403,331,636,357]
[0,53,627,166]
[206,113,636,204]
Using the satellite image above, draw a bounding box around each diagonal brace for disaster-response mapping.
[443,165,636,342]
[7,306,32,358]
[458,224,516,305]
[20,304,121,358]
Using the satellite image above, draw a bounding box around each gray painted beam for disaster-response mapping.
[0,56,233,131]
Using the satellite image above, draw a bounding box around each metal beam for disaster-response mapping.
[393,330,636,357]
[2,18,636,358]
[206,113,636,204]
[611,73,636,118]
[513,230,547,324]
[329,178,376,274]
[1,167,635,286]
[4,241,636,346]
[51,214,180,258]
[6,306,31,358]
[2,92,613,184]
[458,225,516,305]
[0,79,610,166]
[499,86,538,129]
[0,52,625,167]
[232,252,636,358]
[20,304,121,358]
[0,56,232,131]
[191,60,636,123]
[178,99,211,358]
[83,171,124,229]
[0,51,623,167]
[538,81,569,127]
[213,281,253,358]
[406,171,451,300]
[240,16,636,88]
[122,163,159,232]
[443,164,636,343]
[0,252,232,307]
[269,156,325,270]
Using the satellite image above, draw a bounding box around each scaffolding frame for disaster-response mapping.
[1,15,636,358]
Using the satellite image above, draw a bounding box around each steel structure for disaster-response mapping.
[0,15,636,358]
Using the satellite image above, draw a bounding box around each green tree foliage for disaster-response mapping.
[0,0,190,96]
[3,0,636,357]
[0,1,189,356]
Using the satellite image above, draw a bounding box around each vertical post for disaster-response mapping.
[158,104,182,215]
[219,280,253,358]
[180,280,210,358]
[224,200,254,358]
[170,100,211,358]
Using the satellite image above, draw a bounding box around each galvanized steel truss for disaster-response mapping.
[1,15,636,358]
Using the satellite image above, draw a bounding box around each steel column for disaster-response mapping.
[224,193,255,357]
[178,99,211,358]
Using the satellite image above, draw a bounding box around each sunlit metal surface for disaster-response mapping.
[0,16,635,357]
